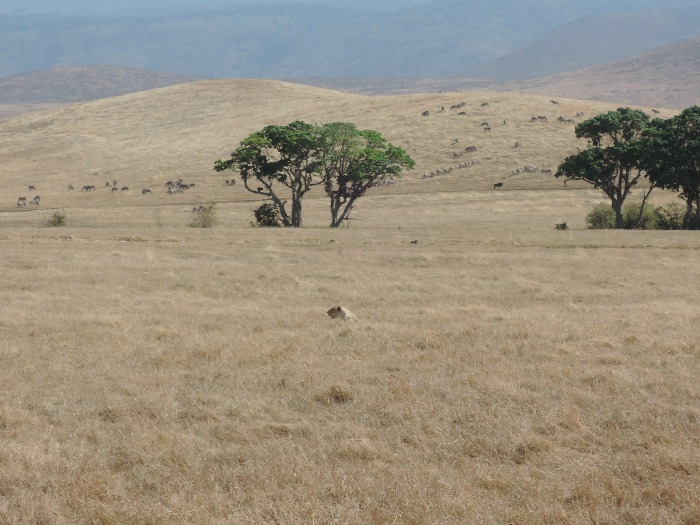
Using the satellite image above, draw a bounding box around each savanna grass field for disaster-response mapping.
[1,81,699,523]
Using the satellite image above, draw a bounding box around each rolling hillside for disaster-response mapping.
[0,79,673,214]
[496,36,700,109]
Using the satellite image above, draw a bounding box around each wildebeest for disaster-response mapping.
[327,306,357,322]
[464,146,477,153]
[17,196,27,207]
[81,185,96,192]
[111,187,119,193]
[28,185,35,191]
[480,102,489,108]
[421,110,430,117]
[142,188,152,194]
[494,182,503,190]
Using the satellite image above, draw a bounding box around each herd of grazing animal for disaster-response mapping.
[417,97,584,190]
[11,176,229,209]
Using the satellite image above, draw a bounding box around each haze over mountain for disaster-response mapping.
[1,0,699,80]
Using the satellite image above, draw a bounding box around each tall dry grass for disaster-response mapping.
[0,189,698,524]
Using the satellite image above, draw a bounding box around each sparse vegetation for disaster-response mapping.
[188,202,216,228]
[45,210,67,227]
[252,202,281,227]
[1,82,699,524]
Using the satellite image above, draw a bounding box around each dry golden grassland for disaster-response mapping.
[0,82,698,523]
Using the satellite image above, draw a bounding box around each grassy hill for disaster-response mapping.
[1,78,668,214]
[0,80,698,524]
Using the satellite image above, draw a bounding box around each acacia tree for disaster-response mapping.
[319,122,415,227]
[214,121,322,227]
[556,108,654,228]
[644,106,700,229]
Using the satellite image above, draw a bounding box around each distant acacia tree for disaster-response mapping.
[215,121,322,227]
[319,122,414,227]
[644,106,700,229]
[556,108,654,229]
[215,120,413,228]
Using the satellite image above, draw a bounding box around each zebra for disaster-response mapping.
[142,188,152,194]
[30,195,40,206]
[17,196,27,207]
[120,187,129,192]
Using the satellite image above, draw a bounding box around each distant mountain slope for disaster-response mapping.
[0,66,201,104]
[474,8,700,79]
[1,2,700,79]
[493,37,700,109]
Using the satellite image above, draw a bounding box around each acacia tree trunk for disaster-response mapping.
[612,199,624,229]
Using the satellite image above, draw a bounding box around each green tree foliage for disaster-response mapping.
[215,121,323,227]
[215,121,414,228]
[556,108,654,229]
[644,106,700,229]
[319,122,414,228]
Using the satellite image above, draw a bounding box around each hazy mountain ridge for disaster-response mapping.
[1,1,700,79]
[495,36,700,109]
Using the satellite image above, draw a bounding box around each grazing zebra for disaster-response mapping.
[17,196,27,207]
[30,195,40,206]
[111,187,118,193]
[120,186,129,192]
[81,185,95,192]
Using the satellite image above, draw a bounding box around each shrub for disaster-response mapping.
[46,210,67,227]
[623,201,657,230]
[253,203,281,227]
[654,203,686,230]
[586,203,616,229]
[189,203,216,228]
[586,202,657,229]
